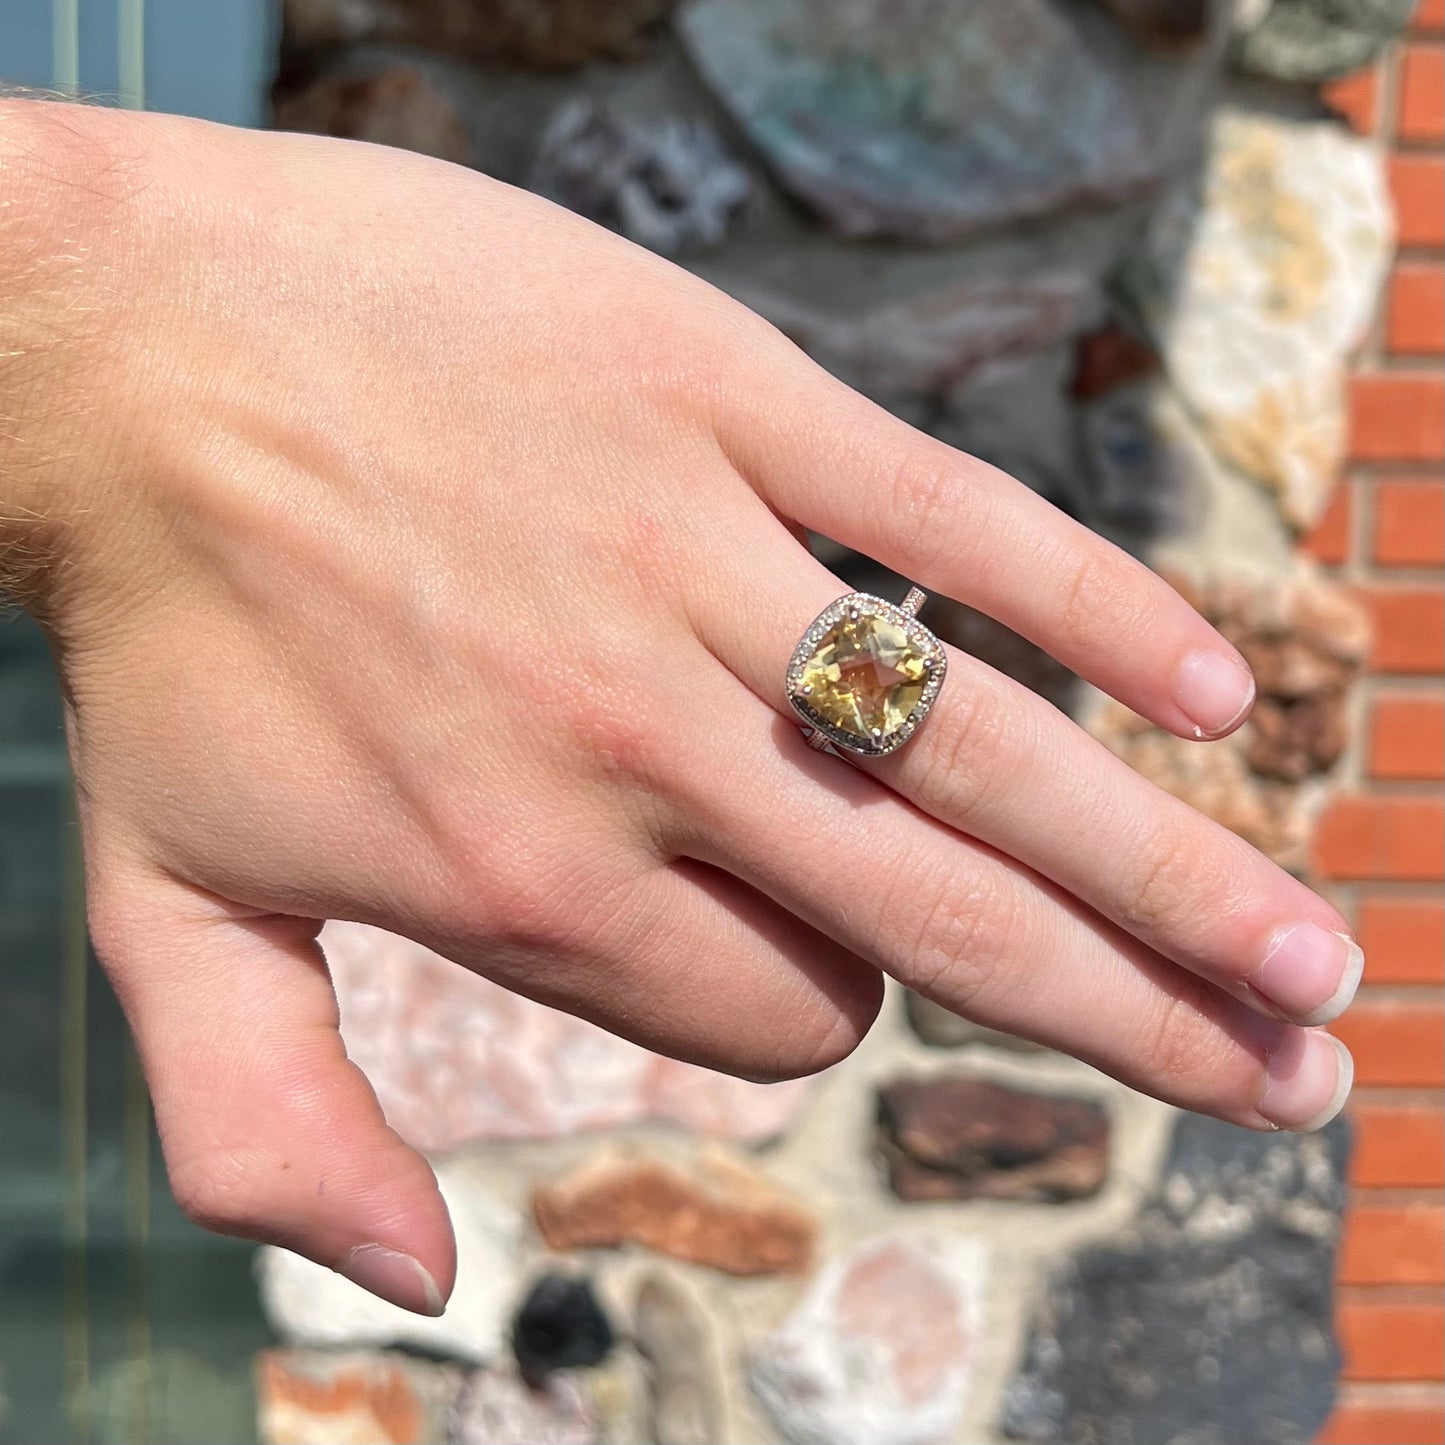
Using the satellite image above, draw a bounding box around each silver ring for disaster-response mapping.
[786,587,946,758]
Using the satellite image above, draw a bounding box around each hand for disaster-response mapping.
[3,99,1358,1315]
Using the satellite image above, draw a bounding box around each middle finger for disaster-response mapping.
[685,506,1361,1030]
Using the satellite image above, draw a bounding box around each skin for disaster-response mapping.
[0,98,1358,1317]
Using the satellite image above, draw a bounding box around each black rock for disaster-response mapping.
[1001,1113,1350,1445]
[511,1274,614,1386]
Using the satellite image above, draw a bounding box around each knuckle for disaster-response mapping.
[912,681,1020,825]
[904,865,1013,1013]
[1120,830,1206,935]
[1135,980,1237,1095]
[434,796,647,957]
[168,1152,267,1238]
[481,858,624,959]
[1056,546,1151,652]
[886,453,960,575]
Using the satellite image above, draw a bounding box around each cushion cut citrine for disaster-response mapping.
[799,613,930,742]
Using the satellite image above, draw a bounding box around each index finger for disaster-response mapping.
[725,363,1257,742]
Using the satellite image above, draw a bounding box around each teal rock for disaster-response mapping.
[1236,0,1416,81]
[678,0,1156,242]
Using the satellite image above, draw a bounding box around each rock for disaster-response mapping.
[532,1147,815,1276]
[258,1160,520,1363]
[450,1368,600,1445]
[677,0,1156,243]
[513,1275,615,1385]
[1219,575,1373,697]
[1142,384,1299,584]
[877,1076,1111,1204]
[1095,0,1214,50]
[1071,325,1161,403]
[256,1350,462,1445]
[904,993,1048,1053]
[1092,573,1369,856]
[929,348,1093,520]
[747,277,1096,415]
[1235,0,1415,81]
[529,100,750,255]
[273,67,471,165]
[748,1234,986,1445]
[1124,110,1391,531]
[1077,383,1206,543]
[634,1273,725,1445]
[1211,574,1371,780]
[321,921,810,1151]
[283,0,675,69]
[1092,700,1316,869]
[1002,1113,1350,1445]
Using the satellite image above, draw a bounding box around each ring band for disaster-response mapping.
[786,586,946,757]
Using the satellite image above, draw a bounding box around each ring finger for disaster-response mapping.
[660,662,1351,1132]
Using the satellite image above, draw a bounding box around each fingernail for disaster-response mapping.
[341,1244,446,1316]
[1258,1031,1354,1132]
[1173,650,1256,739]
[1250,924,1365,1026]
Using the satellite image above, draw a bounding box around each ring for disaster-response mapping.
[786,586,947,757]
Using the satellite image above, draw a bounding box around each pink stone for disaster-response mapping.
[322,922,810,1150]
[749,1234,986,1445]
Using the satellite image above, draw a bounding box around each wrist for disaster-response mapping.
[0,98,146,617]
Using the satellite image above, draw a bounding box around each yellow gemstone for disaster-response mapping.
[799,613,931,742]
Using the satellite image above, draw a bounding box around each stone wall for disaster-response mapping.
[257,3,1433,1442]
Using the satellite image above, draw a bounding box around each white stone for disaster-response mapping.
[749,1234,987,1445]
[1129,110,1391,530]
[257,1160,519,1362]
[320,921,810,1151]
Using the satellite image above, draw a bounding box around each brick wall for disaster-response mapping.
[1312,6,1445,1441]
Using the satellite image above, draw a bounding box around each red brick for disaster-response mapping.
[1371,695,1445,779]
[1376,479,1445,566]
[1359,897,1445,983]
[1359,587,1445,674]
[1303,483,1354,564]
[1392,155,1445,248]
[1352,1105,1445,1187]
[1318,1401,1445,1443]
[1401,45,1445,143]
[1332,1001,1445,1086]
[1340,1302,1445,1381]
[1340,1205,1445,1285]
[1325,66,1383,133]
[1315,795,1445,880]
[1417,0,1445,34]
[1349,375,1445,462]
[1389,265,1445,354]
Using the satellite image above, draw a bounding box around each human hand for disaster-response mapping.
[2,100,1358,1314]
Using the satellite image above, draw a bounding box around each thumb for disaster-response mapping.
[88,864,455,1316]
